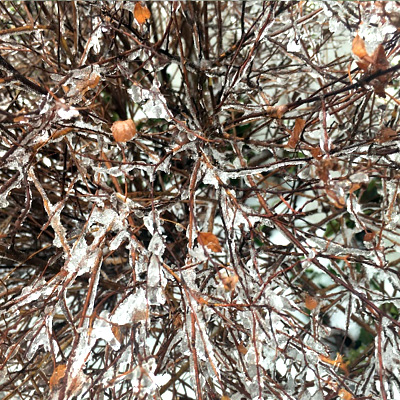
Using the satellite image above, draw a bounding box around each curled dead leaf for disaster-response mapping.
[371,45,391,97]
[356,59,370,72]
[308,146,323,160]
[352,34,368,59]
[338,388,354,400]
[265,104,288,119]
[363,231,376,242]
[173,313,183,329]
[287,118,306,149]
[305,294,318,310]
[376,127,397,143]
[237,342,248,355]
[198,232,222,252]
[319,353,349,375]
[325,187,346,208]
[49,364,67,389]
[111,119,137,142]
[112,325,123,343]
[134,2,151,25]
[372,44,390,71]
[221,274,239,292]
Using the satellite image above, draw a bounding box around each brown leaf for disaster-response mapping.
[363,231,376,242]
[309,146,323,160]
[265,104,288,119]
[352,35,368,59]
[111,119,137,142]
[237,342,248,355]
[325,187,346,208]
[305,294,318,310]
[198,232,222,252]
[112,325,123,343]
[376,127,397,143]
[221,274,239,292]
[372,44,390,71]
[173,313,183,329]
[356,59,370,72]
[49,364,67,389]
[287,118,306,148]
[371,45,391,97]
[134,2,151,25]
[349,183,361,195]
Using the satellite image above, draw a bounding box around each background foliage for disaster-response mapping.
[1,1,400,399]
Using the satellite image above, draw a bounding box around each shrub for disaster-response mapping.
[1,2,400,399]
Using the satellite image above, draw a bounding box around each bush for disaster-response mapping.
[1,2,400,399]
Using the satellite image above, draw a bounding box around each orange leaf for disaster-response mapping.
[49,364,66,389]
[111,119,137,142]
[338,388,354,400]
[237,342,248,355]
[319,353,349,375]
[112,325,123,343]
[305,294,318,310]
[198,232,222,252]
[352,34,368,59]
[288,118,306,148]
[197,296,209,305]
[134,2,151,25]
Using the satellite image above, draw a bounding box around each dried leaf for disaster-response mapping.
[363,231,376,242]
[134,2,151,25]
[325,187,346,208]
[352,34,368,59]
[198,232,222,252]
[237,342,248,355]
[376,127,397,143]
[221,274,239,292]
[76,73,100,94]
[112,325,123,343]
[52,127,74,140]
[338,388,354,400]
[287,118,306,148]
[356,59,370,72]
[305,294,318,310]
[49,364,67,389]
[221,396,231,400]
[372,81,386,97]
[309,146,323,160]
[319,353,349,375]
[13,115,26,123]
[265,104,288,119]
[111,119,137,142]
[371,45,391,97]
[372,44,389,71]
[173,313,183,329]
[349,182,361,194]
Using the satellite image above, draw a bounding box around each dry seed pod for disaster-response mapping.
[111,119,137,142]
